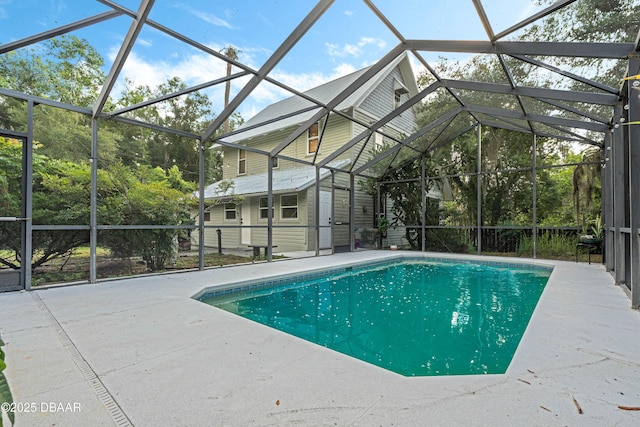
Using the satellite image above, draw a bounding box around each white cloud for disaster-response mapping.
[109,44,364,122]
[137,38,153,48]
[344,10,354,17]
[177,4,235,29]
[326,37,387,58]
[360,37,387,50]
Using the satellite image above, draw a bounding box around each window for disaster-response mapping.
[394,90,402,109]
[271,156,279,169]
[280,194,298,219]
[393,78,409,109]
[307,123,319,154]
[203,211,211,222]
[238,149,246,175]
[259,197,274,219]
[374,132,384,149]
[224,203,237,220]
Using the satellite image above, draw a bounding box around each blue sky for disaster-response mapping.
[1,0,542,119]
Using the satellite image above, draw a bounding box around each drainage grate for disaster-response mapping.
[31,292,133,427]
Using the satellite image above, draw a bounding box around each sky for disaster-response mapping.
[0,0,544,120]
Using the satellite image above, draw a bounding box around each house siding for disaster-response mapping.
[360,68,416,133]
[249,191,309,252]
[190,203,241,249]
[222,115,353,179]
[197,58,418,253]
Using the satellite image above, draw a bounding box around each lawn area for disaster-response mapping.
[28,249,253,286]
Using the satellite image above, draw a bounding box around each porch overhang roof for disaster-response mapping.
[200,159,351,200]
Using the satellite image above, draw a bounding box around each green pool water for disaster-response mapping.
[199,258,552,376]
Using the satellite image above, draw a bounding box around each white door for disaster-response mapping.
[319,191,332,249]
[241,202,251,245]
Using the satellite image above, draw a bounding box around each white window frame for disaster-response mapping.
[280,194,298,220]
[224,203,237,221]
[258,196,274,220]
[238,149,246,175]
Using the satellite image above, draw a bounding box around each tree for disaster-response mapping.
[0,137,195,273]
[409,0,638,230]
[358,140,442,250]
[0,35,106,107]
[0,35,120,162]
[98,163,195,271]
[114,77,243,184]
[0,137,90,271]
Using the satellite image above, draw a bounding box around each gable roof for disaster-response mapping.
[224,52,418,143]
[200,159,351,200]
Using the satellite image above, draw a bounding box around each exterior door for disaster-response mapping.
[241,201,251,245]
[319,190,332,249]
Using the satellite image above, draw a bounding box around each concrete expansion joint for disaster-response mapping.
[30,291,134,427]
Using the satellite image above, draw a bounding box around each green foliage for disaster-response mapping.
[424,228,473,253]
[517,231,576,259]
[0,35,105,107]
[0,333,14,427]
[573,148,602,229]
[113,77,243,184]
[0,35,244,186]
[98,164,195,271]
[0,138,195,273]
[379,156,443,250]
[0,137,90,271]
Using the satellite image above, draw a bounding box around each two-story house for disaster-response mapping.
[193,53,422,253]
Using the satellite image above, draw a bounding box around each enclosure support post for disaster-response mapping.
[330,171,336,255]
[89,118,98,283]
[603,130,614,271]
[612,103,626,285]
[476,124,482,255]
[376,182,381,249]
[315,166,320,256]
[349,173,356,252]
[198,141,205,270]
[22,101,34,291]
[627,57,640,308]
[421,154,426,252]
[267,156,274,262]
[532,134,538,259]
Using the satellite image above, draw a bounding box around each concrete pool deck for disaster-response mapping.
[1,251,639,426]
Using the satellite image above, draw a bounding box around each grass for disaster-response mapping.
[517,231,602,263]
[26,248,255,286]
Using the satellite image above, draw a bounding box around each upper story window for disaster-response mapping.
[374,132,384,149]
[307,123,319,155]
[393,78,409,109]
[394,91,402,109]
[238,149,246,175]
[271,156,279,169]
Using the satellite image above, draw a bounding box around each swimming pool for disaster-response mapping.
[196,256,552,376]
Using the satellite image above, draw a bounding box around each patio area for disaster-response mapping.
[1,251,639,426]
